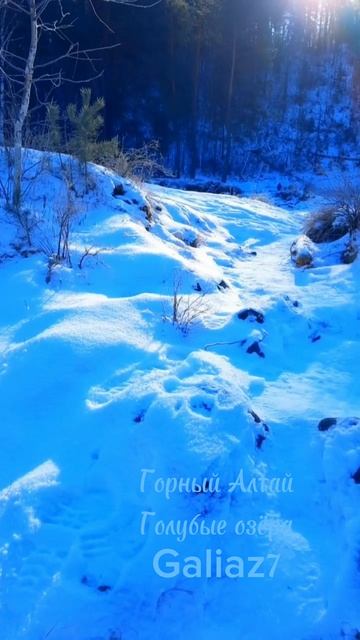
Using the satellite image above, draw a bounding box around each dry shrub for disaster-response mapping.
[105,140,171,183]
[305,179,360,244]
[168,274,209,335]
[304,206,349,243]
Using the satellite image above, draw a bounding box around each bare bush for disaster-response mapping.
[328,180,360,237]
[78,246,103,270]
[168,275,209,335]
[38,181,81,283]
[304,206,349,243]
[104,140,171,183]
[305,179,360,244]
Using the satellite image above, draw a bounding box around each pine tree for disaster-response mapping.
[67,88,118,188]
[67,88,104,175]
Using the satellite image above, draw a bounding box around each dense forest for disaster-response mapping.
[2,0,360,179]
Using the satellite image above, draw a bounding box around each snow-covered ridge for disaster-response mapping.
[0,152,359,640]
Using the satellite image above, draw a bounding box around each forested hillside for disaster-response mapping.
[35,1,360,177]
[1,1,360,179]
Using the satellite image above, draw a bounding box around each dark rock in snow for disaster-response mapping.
[247,341,265,358]
[97,585,112,593]
[341,242,358,265]
[140,204,153,223]
[347,418,360,426]
[112,183,125,197]
[318,417,338,431]
[218,279,229,290]
[284,295,300,308]
[248,409,262,424]
[256,434,266,449]
[352,468,360,484]
[311,334,321,343]
[290,235,316,268]
[238,308,265,324]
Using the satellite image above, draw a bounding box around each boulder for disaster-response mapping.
[237,308,264,324]
[112,183,125,197]
[340,242,358,265]
[318,417,360,431]
[318,417,338,431]
[290,235,316,267]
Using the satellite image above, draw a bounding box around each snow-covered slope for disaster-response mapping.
[0,156,359,640]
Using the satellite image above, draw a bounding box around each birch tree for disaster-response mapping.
[0,0,159,212]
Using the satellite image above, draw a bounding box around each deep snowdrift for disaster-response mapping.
[0,154,359,640]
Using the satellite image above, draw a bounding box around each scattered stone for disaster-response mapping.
[256,434,266,449]
[112,183,125,197]
[248,409,262,424]
[134,410,146,423]
[284,294,300,308]
[318,417,337,431]
[97,585,112,593]
[346,418,360,426]
[318,417,360,432]
[140,204,153,224]
[193,282,202,292]
[341,242,358,265]
[217,279,229,290]
[248,409,270,449]
[290,235,316,268]
[247,341,265,358]
[352,468,360,484]
[238,308,264,324]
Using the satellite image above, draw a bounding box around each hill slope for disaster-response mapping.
[0,158,359,640]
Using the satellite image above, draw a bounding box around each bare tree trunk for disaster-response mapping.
[0,6,6,146]
[222,23,237,182]
[0,70,4,147]
[188,28,202,179]
[12,0,38,209]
